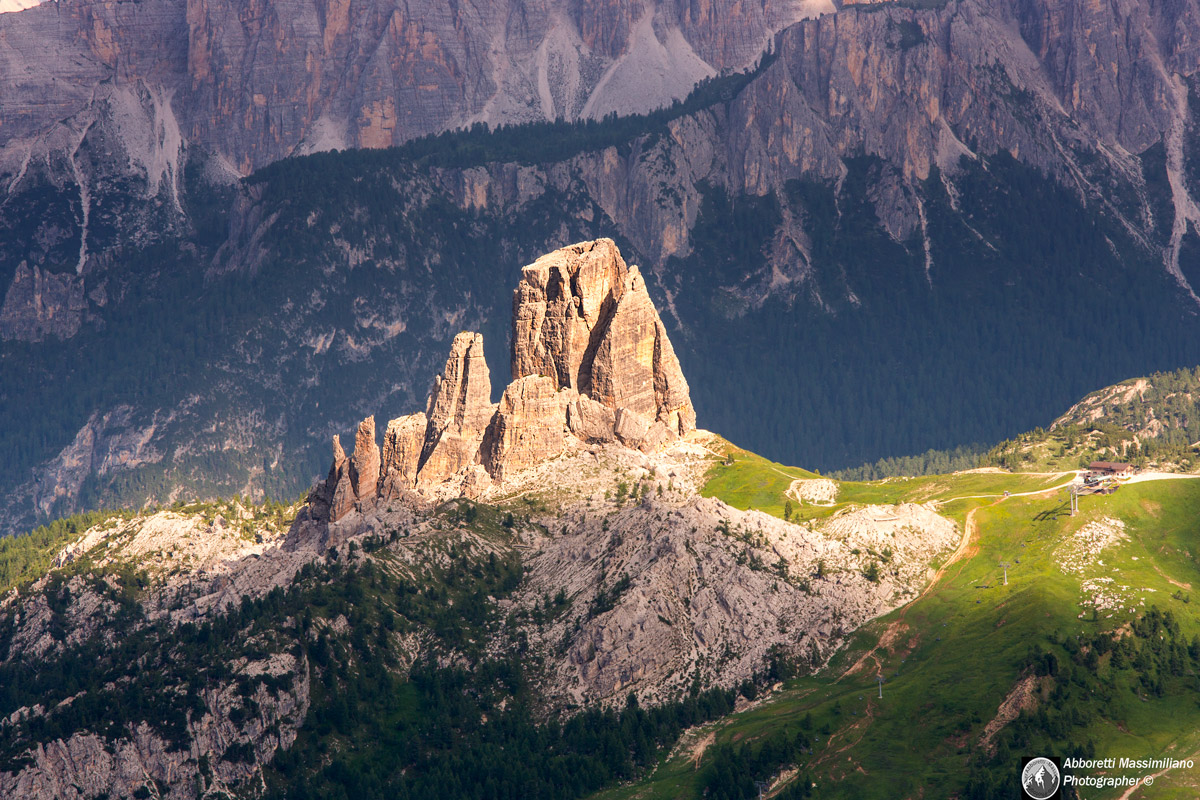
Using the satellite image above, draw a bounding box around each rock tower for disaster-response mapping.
[309,239,696,522]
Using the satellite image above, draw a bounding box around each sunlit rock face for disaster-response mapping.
[0,0,831,173]
[309,239,696,521]
[0,1,49,16]
[511,239,696,436]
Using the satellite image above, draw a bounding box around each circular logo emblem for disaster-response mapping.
[1022,757,1061,800]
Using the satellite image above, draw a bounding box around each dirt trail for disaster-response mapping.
[1114,750,1200,800]
[842,620,908,681]
[947,472,1076,502]
[828,470,1199,775]
[839,476,1075,683]
[818,701,876,764]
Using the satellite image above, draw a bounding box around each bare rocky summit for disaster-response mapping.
[513,239,697,434]
[418,332,496,487]
[308,238,697,520]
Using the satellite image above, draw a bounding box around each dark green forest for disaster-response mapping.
[981,365,1200,472]
[963,609,1200,800]
[675,154,1200,470]
[0,509,131,594]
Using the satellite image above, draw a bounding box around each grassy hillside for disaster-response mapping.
[702,439,1068,524]
[4,440,1199,798]
[612,466,1200,798]
[985,367,1200,474]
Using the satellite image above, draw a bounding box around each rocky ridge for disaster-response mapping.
[286,238,960,705]
[308,239,697,521]
[0,665,308,800]
[513,477,959,705]
[0,501,310,800]
[0,432,963,795]
[289,428,962,707]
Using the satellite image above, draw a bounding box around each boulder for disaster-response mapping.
[613,408,651,450]
[639,421,677,454]
[328,435,356,522]
[461,466,493,500]
[567,395,616,443]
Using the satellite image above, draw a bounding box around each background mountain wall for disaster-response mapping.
[0,0,832,173]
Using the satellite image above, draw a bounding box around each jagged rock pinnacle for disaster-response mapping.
[380,413,428,498]
[512,239,695,436]
[349,416,381,499]
[482,375,572,482]
[511,239,628,392]
[418,331,495,485]
[312,239,698,522]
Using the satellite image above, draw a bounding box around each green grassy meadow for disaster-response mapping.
[607,462,1200,799]
[702,440,1069,524]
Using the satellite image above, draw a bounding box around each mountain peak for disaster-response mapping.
[512,238,696,434]
[308,239,696,522]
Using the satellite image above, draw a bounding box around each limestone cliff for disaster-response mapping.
[6,0,1200,287]
[349,416,381,500]
[309,417,381,522]
[482,375,572,483]
[0,262,88,342]
[418,332,495,486]
[0,0,828,174]
[511,239,696,435]
[380,413,429,498]
[308,239,697,521]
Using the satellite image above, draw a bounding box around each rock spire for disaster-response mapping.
[418,332,495,485]
[309,239,697,522]
[511,239,696,436]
